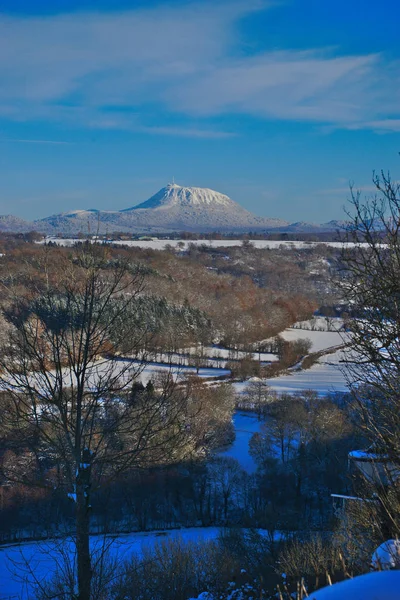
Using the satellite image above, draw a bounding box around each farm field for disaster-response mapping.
[264,348,348,395]
[280,327,344,353]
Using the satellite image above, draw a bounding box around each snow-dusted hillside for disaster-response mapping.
[0,215,34,232]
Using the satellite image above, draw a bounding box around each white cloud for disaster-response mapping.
[344,119,400,132]
[168,50,381,124]
[0,2,258,103]
[0,2,398,133]
[132,125,236,139]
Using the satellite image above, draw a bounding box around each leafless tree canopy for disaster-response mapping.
[341,171,400,538]
[0,245,218,600]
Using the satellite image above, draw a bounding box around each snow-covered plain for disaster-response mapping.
[42,238,367,250]
[0,528,222,600]
[280,327,345,353]
[264,349,348,396]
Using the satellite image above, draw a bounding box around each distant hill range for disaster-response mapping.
[0,183,346,234]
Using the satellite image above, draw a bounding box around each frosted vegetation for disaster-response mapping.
[0,233,388,599]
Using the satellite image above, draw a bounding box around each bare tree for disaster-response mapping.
[0,246,205,599]
[340,170,400,538]
[241,379,275,418]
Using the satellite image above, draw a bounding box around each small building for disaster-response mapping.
[348,448,400,487]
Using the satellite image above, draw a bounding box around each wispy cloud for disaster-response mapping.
[164,49,374,119]
[0,138,71,145]
[128,125,236,139]
[86,114,236,138]
[344,119,400,133]
[0,2,398,133]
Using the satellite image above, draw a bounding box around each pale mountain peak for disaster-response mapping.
[123,183,234,211]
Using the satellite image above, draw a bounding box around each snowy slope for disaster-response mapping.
[35,183,288,233]
[1,184,351,235]
[0,528,222,599]
[309,571,400,600]
[116,183,288,231]
[123,183,234,210]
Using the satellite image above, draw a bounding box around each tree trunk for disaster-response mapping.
[76,455,92,600]
[76,483,91,600]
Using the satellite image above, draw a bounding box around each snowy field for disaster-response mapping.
[291,316,343,332]
[233,348,349,397]
[263,349,348,396]
[0,528,222,600]
[42,238,367,251]
[194,346,278,363]
[280,327,345,353]
[136,361,230,384]
[4,359,230,398]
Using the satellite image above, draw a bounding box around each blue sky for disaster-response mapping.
[0,0,399,223]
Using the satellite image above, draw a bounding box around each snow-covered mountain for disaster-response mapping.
[119,183,288,230]
[0,184,348,234]
[0,215,35,232]
[273,220,348,233]
[123,183,236,211]
[33,183,289,233]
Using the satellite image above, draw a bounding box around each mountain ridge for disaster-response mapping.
[0,183,345,234]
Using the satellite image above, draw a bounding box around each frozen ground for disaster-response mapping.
[232,321,350,398]
[0,528,222,600]
[42,238,367,251]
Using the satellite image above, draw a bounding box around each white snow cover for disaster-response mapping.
[232,348,349,397]
[128,183,234,210]
[0,528,221,599]
[372,539,400,569]
[42,238,371,250]
[308,571,400,599]
[280,327,345,353]
[263,348,349,395]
